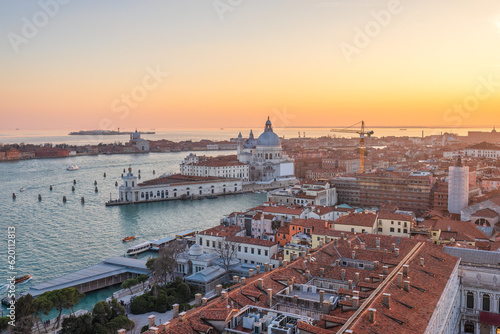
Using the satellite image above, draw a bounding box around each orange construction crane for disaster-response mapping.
[330,121,374,173]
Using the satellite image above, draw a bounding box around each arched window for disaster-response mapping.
[269,153,273,159]
[265,153,268,159]
[466,292,474,309]
[464,321,474,333]
[483,294,490,312]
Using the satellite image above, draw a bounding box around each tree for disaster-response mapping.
[137,274,149,289]
[92,301,112,326]
[12,294,35,334]
[121,278,139,294]
[61,314,93,334]
[151,240,187,284]
[42,287,84,330]
[34,295,53,333]
[215,239,239,273]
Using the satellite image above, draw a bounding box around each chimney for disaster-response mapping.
[382,266,388,275]
[323,300,331,314]
[354,272,359,286]
[403,264,409,278]
[216,284,223,296]
[241,277,246,285]
[382,293,391,309]
[341,232,345,240]
[360,242,365,250]
[348,280,353,290]
[352,250,356,259]
[233,276,239,283]
[352,296,359,309]
[173,304,179,318]
[420,257,424,267]
[397,272,403,288]
[249,269,255,277]
[195,293,202,306]
[376,237,380,247]
[307,254,312,261]
[348,240,352,248]
[264,262,269,272]
[179,311,186,322]
[369,308,376,323]
[364,277,371,283]
[335,259,340,266]
[319,240,324,247]
[256,265,261,274]
[334,238,338,246]
[291,277,296,286]
[283,259,288,268]
[395,248,399,257]
[202,297,208,306]
[319,290,325,304]
[374,261,379,267]
[353,290,359,298]
[258,278,263,289]
[391,243,396,251]
[148,315,155,327]
[267,288,273,307]
[341,269,346,281]
[320,268,325,277]
[404,280,411,292]
[376,245,381,252]
[222,290,228,300]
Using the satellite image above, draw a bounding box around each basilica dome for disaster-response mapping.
[257,117,281,147]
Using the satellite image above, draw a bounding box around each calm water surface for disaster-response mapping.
[0,151,265,314]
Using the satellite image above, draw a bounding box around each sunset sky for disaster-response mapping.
[1,0,500,130]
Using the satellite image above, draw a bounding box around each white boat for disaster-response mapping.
[126,241,153,256]
[19,188,26,192]
[67,165,79,171]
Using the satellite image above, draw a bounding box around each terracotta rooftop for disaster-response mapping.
[227,236,277,247]
[472,208,499,218]
[378,212,415,221]
[335,212,378,227]
[198,224,242,238]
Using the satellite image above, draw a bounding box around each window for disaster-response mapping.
[342,261,347,266]
[390,228,395,232]
[483,294,490,312]
[251,248,254,254]
[351,228,355,232]
[212,241,216,248]
[403,229,408,234]
[391,221,394,225]
[466,292,474,309]
[238,246,241,252]
[265,250,268,256]
[358,263,364,269]
[245,247,248,253]
[378,228,383,232]
[398,228,401,233]
[398,222,401,225]
[258,249,261,255]
[286,250,289,255]
[199,237,203,245]
[206,240,209,247]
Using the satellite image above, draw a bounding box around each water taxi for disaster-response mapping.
[67,165,79,171]
[122,236,136,242]
[15,274,32,284]
[126,241,152,256]
[19,188,26,192]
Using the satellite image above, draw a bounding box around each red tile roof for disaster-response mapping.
[335,212,377,227]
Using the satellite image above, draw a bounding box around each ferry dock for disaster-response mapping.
[25,257,150,298]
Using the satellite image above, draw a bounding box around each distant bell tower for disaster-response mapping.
[237,132,243,155]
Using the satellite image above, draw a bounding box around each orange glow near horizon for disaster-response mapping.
[1,1,500,130]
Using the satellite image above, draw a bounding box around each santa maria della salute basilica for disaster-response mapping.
[237,117,295,183]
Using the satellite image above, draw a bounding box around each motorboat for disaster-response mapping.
[67,165,79,171]
[122,236,136,242]
[15,275,32,284]
[19,188,26,192]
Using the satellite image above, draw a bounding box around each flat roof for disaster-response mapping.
[26,257,150,297]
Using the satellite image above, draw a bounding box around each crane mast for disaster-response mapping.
[330,121,374,173]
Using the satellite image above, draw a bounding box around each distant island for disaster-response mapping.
[69,130,155,136]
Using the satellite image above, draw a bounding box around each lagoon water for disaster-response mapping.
[0,150,265,314]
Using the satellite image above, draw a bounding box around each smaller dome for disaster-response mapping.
[132,129,140,140]
[492,127,497,133]
[238,132,242,139]
[189,243,204,256]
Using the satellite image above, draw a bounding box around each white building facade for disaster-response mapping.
[117,168,242,203]
[179,153,249,181]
